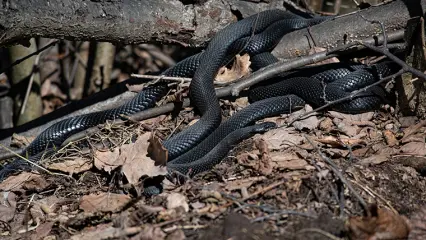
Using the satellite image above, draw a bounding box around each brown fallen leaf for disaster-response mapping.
[316,136,366,148]
[255,139,273,175]
[402,120,426,142]
[408,207,426,240]
[346,205,410,240]
[70,223,166,240]
[30,222,54,240]
[94,148,121,173]
[383,130,399,146]
[359,154,390,166]
[225,176,266,191]
[288,105,319,131]
[121,132,167,184]
[0,192,17,222]
[400,142,426,156]
[333,118,360,137]
[11,133,35,148]
[48,157,92,174]
[147,132,168,166]
[401,134,424,144]
[319,117,334,132]
[0,172,48,192]
[256,128,304,151]
[79,193,131,213]
[329,111,374,122]
[216,54,251,82]
[269,152,313,170]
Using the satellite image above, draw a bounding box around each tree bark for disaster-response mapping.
[272,0,426,58]
[0,0,240,47]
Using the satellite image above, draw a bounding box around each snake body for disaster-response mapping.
[0,9,400,183]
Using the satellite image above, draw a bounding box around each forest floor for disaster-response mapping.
[0,40,426,240]
[1,98,426,240]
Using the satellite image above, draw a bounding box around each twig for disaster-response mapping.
[0,40,59,75]
[20,54,41,115]
[251,210,315,222]
[241,180,286,201]
[304,135,369,215]
[0,143,72,180]
[349,179,397,214]
[130,74,192,83]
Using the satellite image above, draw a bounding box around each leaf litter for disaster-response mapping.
[4,28,426,239]
[2,94,426,240]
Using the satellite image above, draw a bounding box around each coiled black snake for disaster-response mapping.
[0,9,400,188]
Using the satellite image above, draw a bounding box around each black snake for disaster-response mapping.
[0,9,400,187]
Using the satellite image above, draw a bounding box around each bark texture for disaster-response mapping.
[0,0,280,47]
[272,0,426,58]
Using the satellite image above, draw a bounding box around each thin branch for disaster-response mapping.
[20,54,41,115]
[130,74,192,83]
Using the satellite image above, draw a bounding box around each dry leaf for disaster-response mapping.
[0,172,48,191]
[79,193,131,213]
[400,142,426,156]
[94,148,122,173]
[233,97,249,109]
[225,176,266,191]
[166,193,189,212]
[48,157,92,174]
[269,152,312,170]
[216,54,251,82]
[329,111,374,122]
[288,105,319,131]
[359,154,390,165]
[147,132,168,165]
[347,205,410,240]
[409,207,426,240]
[70,224,166,240]
[256,128,304,151]
[333,118,360,137]
[30,222,54,240]
[316,136,366,148]
[11,133,34,148]
[319,117,334,131]
[255,139,273,175]
[383,130,399,146]
[121,132,167,185]
[402,120,426,142]
[0,192,17,222]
